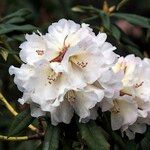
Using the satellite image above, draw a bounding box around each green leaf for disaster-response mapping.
[5,17,25,24]
[126,141,137,150]
[9,109,34,136]
[112,13,150,29]
[117,0,130,10]
[2,8,31,20]
[138,127,150,150]
[120,32,143,58]
[77,121,110,150]
[110,24,121,40]
[99,11,110,29]
[126,45,143,58]
[82,15,99,23]
[74,5,110,29]
[42,124,60,150]
[71,6,85,12]
[0,49,8,61]
[0,24,37,35]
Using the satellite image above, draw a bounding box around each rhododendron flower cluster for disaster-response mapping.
[9,19,150,139]
[100,55,150,139]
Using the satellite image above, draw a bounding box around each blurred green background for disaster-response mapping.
[0,0,150,149]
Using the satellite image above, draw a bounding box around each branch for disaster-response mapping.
[0,132,44,141]
[0,92,39,133]
[0,135,28,141]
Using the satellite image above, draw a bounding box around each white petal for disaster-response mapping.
[9,64,34,92]
[111,112,123,130]
[50,100,74,125]
[30,103,45,118]
[61,37,107,84]
[72,85,104,120]
[19,33,47,64]
[111,96,138,130]
[95,32,107,47]
[81,107,98,123]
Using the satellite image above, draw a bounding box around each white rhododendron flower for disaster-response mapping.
[103,54,150,138]
[123,121,147,140]
[44,85,104,125]
[96,69,123,99]
[9,18,121,125]
[100,95,138,130]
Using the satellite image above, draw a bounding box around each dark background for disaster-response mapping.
[0,0,150,149]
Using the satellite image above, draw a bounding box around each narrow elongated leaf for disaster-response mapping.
[82,15,99,23]
[42,124,60,150]
[0,49,8,61]
[2,8,31,20]
[126,45,143,58]
[120,32,143,58]
[138,127,150,150]
[0,24,37,35]
[121,33,139,48]
[99,11,110,29]
[5,17,25,24]
[9,109,34,136]
[72,5,110,29]
[112,13,150,29]
[77,121,110,150]
[110,24,121,40]
[117,0,130,10]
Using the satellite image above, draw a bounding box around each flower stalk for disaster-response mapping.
[0,92,38,132]
[0,132,44,141]
[0,135,28,141]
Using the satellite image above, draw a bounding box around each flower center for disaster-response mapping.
[71,56,88,69]
[50,35,70,63]
[112,100,120,113]
[65,90,76,104]
[134,81,144,88]
[36,50,44,56]
[47,71,60,84]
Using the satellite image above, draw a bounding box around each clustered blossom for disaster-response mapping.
[100,55,150,139]
[9,19,150,139]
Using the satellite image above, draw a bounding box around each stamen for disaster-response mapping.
[112,100,120,113]
[134,82,144,88]
[66,90,76,104]
[47,72,58,84]
[120,91,132,96]
[76,61,88,68]
[36,50,44,55]
[71,56,88,68]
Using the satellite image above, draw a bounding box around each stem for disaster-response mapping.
[0,132,44,141]
[0,92,39,132]
[0,135,28,141]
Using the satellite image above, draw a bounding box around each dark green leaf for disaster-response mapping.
[126,141,137,150]
[5,17,25,24]
[82,15,99,23]
[121,33,139,48]
[0,24,37,35]
[9,109,34,136]
[112,13,150,29]
[138,127,150,150]
[117,0,130,10]
[77,121,110,150]
[71,6,85,13]
[99,11,110,29]
[0,49,8,61]
[74,5,110,29]
[126,45,143,58]
[42,124,60,150]
[2,8,31,20]
[110,24,121,40]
